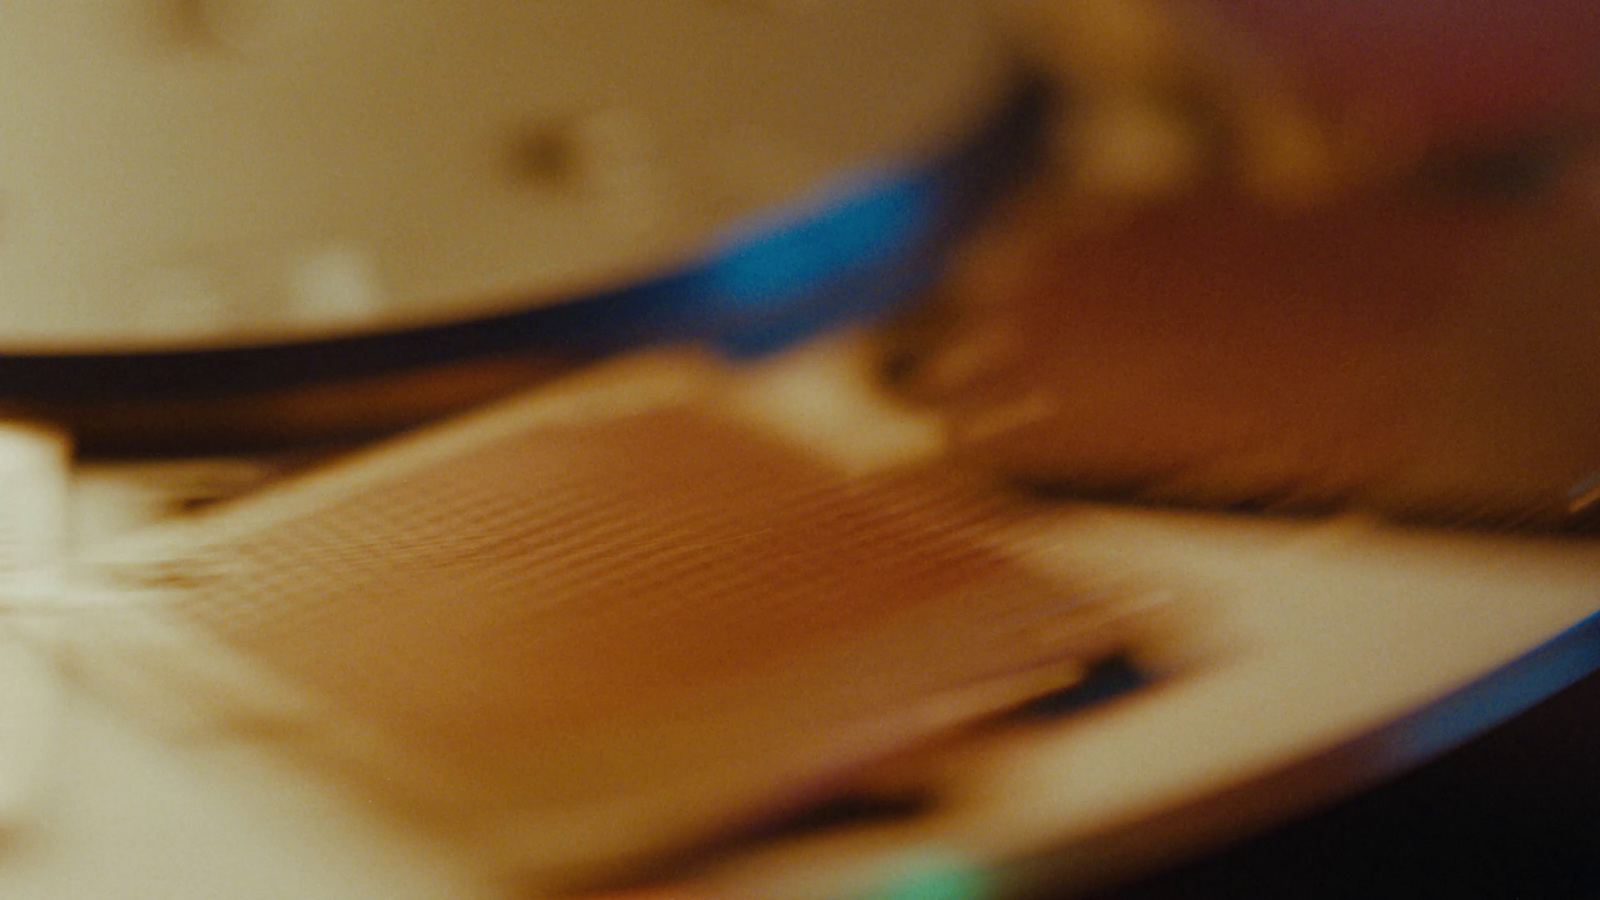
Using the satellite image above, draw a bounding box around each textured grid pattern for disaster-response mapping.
[158,407,1105,808]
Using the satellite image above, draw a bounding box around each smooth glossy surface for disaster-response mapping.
[0,1,1008,354]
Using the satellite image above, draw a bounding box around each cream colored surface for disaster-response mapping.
[0,0,1005,350]
[0,422,70,828]
[1,340,1597,899]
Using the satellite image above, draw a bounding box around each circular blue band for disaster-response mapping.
[0,77,1047,402]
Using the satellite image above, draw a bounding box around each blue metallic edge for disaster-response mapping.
[1004,607,1600,898]
[0,77,1048,401]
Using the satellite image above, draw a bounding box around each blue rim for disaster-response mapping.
[0,76,1048,402]
[1003,606,1600,898]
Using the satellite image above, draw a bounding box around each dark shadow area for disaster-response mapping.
[1078,669,1600,899]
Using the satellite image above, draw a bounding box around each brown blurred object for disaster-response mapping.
[889,188,1600,529]
[988,0,1401,205]
[1184,0,1600,158]
[891,0,1600,529]
[990,0,1600,205]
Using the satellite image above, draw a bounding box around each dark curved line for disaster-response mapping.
[1007,607,1600,898]
[0,76,1050,402]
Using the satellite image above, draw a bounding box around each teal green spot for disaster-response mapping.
[865,859,991,900]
